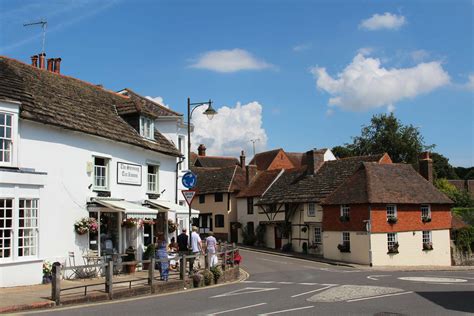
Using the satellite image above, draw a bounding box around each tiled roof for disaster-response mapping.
[322,162,453,205]
[118,88,182,117]
[0,56,180,157]
[194,156,239,168]
[286,152,307,168]
[257,154,387,205]
[249,148,286,170]
[237,169,283,198]
[192,166,245,194]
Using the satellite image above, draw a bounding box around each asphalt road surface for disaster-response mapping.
[25,249,474,315]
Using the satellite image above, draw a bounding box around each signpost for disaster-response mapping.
[182,171,197,241]
[182,171,197,189]
[182,190,196,206]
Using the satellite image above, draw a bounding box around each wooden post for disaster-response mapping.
[149,258,155,292]
[105,260,113,299]
[51,262,61,305]
[180,255,186,280]
[223,250,227,271]
[204,253,209,269]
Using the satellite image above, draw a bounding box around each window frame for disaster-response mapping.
[214,192,224,202]
[314,227,322,244]
[421,204,431,219]
[342,231,350,246]
[147,164,159,193]
[247,197,254,215]
[215,214,225,228]
[422,230,432,244]
[386,204,397,219]
[387,232,398,248]
[199,195,205,204]
[93,156,110,191]
[139,116,155,140]
[308,203,316,217]
[17,199,39,258]
[340,205,350,217]
[0,198,14,261]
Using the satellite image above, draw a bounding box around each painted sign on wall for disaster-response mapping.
[117,162,142,185]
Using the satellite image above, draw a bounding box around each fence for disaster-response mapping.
[51,246,239,305]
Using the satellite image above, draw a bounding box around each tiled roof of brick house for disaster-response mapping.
[0,56,180,156]
[257,154,388,205]
[194,156,240,168]
[237,169,283,198]
[249,148,294,171]
[322,162,453,205]
[192,166,245,195]
[117,88,182,118]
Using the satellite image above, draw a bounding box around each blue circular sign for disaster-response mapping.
[182,171,197,189]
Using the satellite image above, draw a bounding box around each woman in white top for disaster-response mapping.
[205,231,218,267]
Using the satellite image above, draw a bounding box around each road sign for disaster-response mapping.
[182,171,197,189]
[182,190,196,206]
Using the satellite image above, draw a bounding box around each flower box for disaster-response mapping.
[339,215,350,222]
[337,243,350,253]
[423,242,433,251]
[422,216,432,223]
[387,216,398,224]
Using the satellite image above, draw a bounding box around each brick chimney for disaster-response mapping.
[47,58,54,72]
[419,151,433,183]
[240,150,246,168]
[53,58,62,74]
[31,55,38,67]
[306,149,325,175]
[246,165,258,185]
[198,144,206,156]
[38,53,46,69]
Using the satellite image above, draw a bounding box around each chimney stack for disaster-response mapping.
[53,58,62,74]
[246,165,258,185]
[419,151,433,183]
[198,144,206,156]
[31,55,38,68]
[240,150,246,168]
[306,148,325,175]
[38,53,46,69]
[47,58,54,72]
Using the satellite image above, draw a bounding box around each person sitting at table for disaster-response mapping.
[168,237,178,252]
[155,241,169,281]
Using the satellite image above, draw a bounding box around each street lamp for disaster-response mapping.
[187,97,217,245]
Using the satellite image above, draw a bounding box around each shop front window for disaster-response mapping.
[100,212,119,255]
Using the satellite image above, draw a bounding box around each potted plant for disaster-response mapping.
[142,244,156,270]
[423,242,434,251]
[339,215,350,222]
[122,218,137,229]
[74,217,98,235]
[387,242,399,254]
[337,243,350,252]
[387,216,398,224]
[202,269,213,286]
[168,219,178,234]
[193,273,203,287]
[124,246,137,273]
[422,216,432,223]
[42,261,52,284]
[210,266,222,284]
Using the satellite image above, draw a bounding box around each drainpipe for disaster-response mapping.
[366,205,373,267]
[175,157,185,204]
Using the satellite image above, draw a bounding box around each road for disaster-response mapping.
[26,249,474,315]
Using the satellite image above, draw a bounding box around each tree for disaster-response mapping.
[335,113,434,164]
[434,178,474,208]
[331,146,353,159]
[431,152,459,179]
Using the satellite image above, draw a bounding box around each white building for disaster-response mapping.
[0,55,190,286]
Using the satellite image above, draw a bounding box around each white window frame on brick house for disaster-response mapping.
[340,204,350,217]
[386,204,397,219]
[422,230,432,244]
[387,232,398,248]
[0,198,39,263]
[140,116,154,140]
[342,231,350,246]
[147,164,159,193]
[307,203,316,217]
[0,101,19,168]
[314,227,322,244]
[93,156,110,191]
[421,204,431,219]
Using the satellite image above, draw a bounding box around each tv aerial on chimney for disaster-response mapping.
[23,19,47,55]
[250,138,260,157]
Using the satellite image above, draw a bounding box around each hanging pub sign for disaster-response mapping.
[117,162,142,185]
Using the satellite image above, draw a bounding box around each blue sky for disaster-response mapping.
[1,0,473,166]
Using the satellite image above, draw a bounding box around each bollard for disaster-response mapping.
[51,262,61,305]
[149,258,155,292]
[105,260,113,299]
[180,255,186,280]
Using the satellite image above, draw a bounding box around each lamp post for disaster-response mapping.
[187,97,217,245]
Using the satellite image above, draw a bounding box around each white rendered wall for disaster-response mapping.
[370,230,451,266]
[236,197,259,243]
[323,231,370,264]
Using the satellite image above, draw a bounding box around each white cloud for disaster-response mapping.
[360,12,406,31]
[191,101,268,157]
[357,47,374,56]
[145,96,169,108]
[465,74,474,90]
[311,53,450,111]
[189,49,274,73]
[293,43,311,52]
[410,49,430,62]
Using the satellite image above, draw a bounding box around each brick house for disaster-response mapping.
[321,156,453,266]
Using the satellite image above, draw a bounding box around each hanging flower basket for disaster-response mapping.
[122,218,138,228]
[74,217,98,235]
[387,216,398,224]
[422,216,432,223]
[301,226,308,233]
[168,219,178,234]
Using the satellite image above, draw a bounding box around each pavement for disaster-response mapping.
[14,248,474,316]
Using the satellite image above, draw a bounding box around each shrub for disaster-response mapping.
[202,269,213,286]
[302,242,308,254]
[241,224,257,246]
[337,244,350,253]
[143,244,156,260]
[193,273,202,287]
[210,266,222,282]
[281,243,292,252]
[454,227,474,253]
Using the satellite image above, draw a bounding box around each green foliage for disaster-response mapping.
[210,265,222,281]
[241,223,257,246]
[435,179,474,207]
[255,224,266,246]
[454,227,474,253]
[202,269,213,285]
[192,273,202,287]
[143,244,156,260]
[332,146,353,159]
[452,207,474,226]
[454,167,474,180]
[430,152,459,180]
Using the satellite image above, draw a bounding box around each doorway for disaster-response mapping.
[274,226,282,250]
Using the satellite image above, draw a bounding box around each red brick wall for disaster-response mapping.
[379,153,393,164]
[267,151,295,170]
[370,204,451,233]
[322,204,370,231]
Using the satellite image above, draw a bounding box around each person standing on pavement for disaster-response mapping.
[190,226,202,273]
[205,231,218,267]
[177,228,188,254]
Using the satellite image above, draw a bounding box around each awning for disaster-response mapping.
[92,198,158,219]
[145,199,199,216]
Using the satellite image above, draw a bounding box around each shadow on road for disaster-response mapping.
[416,291,474,313]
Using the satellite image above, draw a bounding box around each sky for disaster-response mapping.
[1,0,473,166]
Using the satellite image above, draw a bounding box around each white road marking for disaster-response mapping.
[258,258,289,264]
[277,281,294,284]
[211,287,279,298]
[347,291,413,302]
[398,277,467,283]
[299,282,317,285]
[291,285,336,298]
[259,305,314,315]
[367,275,391,281]
[209,303,267,315]
[259,281,276,284]
[241,280,256,283]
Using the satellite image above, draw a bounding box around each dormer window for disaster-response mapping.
[140,116,154,140]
